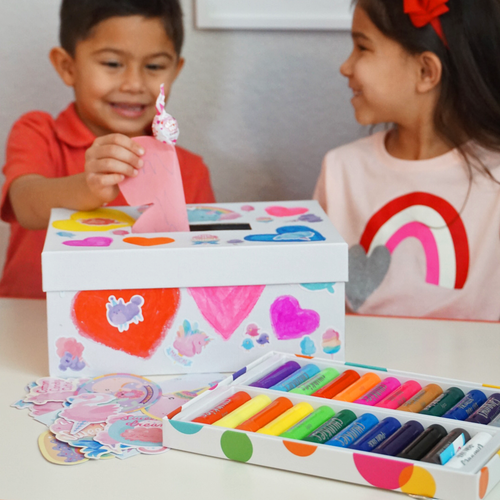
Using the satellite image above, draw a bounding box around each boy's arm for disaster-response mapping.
[8,134,144,230]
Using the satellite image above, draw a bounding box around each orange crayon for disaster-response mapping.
[236,397,293,432]
[333,373,382,402]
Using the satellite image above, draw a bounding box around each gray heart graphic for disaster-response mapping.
[346,245,391,311]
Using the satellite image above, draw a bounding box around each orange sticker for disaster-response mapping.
[123,236,175,246]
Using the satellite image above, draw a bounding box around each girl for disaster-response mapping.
[314,0,500,320]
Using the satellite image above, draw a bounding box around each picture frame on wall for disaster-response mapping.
[195,0,352,30]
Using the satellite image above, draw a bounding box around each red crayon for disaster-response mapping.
[236,397,293,432]
[313,370,361,399]
[192,392,251,424]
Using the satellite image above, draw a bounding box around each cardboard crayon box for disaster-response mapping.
[42,201,347,377]
[163,351,500,500]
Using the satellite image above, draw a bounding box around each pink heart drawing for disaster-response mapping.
[63,237,113,247]
[188,286,265,340]
[265,206,309,217]
[270,296,320,340]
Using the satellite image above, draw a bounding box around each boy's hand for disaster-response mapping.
[84,134,145,203]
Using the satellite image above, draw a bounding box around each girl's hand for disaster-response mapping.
[84,133,145,203]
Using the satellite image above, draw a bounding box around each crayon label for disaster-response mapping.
[439,434,466,465]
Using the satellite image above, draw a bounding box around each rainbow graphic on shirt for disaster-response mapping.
[359,192,469,289]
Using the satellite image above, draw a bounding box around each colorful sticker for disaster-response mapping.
[63,237,113,247]
[227,239,244,245]
[123,236,175,246]
[52,208,135,232]
[244,226,325,243]
[95,414,163,450]
[38,430,88,465]
[187,206,241,222]
[322,329,341,356]
[297,214,323,223]
[188,286,265,340]
[242,339,255,351]
[60,393,122,434]
[106,295,145,332]
[270,296,320,340]
[56,337,86,371]
[77,374,161,412]
[51,418,106,445]
[25,378,81,405]
[301,283,335,294]
[173,320,211,357]
[72,288,180,358]
[241,205,255,212]
[191,234,219,245]
[256,217,273,223]
[142,388,207,420]
[265,206,309,217]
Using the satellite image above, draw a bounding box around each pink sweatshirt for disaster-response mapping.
[314,131,500,321]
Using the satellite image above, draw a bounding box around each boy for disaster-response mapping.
[0,0,215,299]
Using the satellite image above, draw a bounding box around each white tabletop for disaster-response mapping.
[1,298,500,500]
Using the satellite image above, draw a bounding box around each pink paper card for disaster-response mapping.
[119,136,189,233]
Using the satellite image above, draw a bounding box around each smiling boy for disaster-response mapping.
[0,0,215,299]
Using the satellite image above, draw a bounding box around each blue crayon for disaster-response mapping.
[324,414,379,448]
[350,417,401,452]
[373,420,424,457]
[443,390,488,420]
[270,364,321,392]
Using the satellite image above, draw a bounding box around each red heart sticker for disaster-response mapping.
[72,289,180,358]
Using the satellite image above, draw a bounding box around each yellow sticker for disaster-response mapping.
[38,430,88,465]
[52,208,135,232]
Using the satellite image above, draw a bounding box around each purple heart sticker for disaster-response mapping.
[63,237,113,247]
[270,296,320,340]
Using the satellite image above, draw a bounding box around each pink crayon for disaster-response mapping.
[354,377,401,406]
[376,380,422,410]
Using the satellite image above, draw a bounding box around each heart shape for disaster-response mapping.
[123,237,175,247]
[72,288,180,358]
[265,206,309,217]
[188,286,265,340]
[244,226,325,243]
[63,237,113,247]
[346,245,391,311]
[270,296,320,340]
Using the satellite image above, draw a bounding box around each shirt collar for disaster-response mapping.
[54,103,96,148]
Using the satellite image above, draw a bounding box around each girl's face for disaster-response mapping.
[340,6,421,127]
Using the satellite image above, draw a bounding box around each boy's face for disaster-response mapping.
[54,16,184,138]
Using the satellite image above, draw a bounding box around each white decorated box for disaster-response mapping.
[163,351,500,500]
[42,201,347,377]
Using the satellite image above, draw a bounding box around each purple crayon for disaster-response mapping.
[373,420,424,457]
[250,361,301,389]
[467,393,500,425]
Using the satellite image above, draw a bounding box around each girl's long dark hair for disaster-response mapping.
[356,0,500,182]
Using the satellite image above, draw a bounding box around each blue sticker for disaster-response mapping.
[301,283,336,293]
[56,232,75,238]
[300,337,317,356]
[242,339,254,350]
[244,226,326,243]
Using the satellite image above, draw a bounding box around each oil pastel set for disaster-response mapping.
[42,201,346,377]
[163,352,500,500]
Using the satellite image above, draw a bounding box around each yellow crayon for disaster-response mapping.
[212,394,272,428]
[257,402,314,436]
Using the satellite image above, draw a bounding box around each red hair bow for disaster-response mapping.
[404,0,449,46]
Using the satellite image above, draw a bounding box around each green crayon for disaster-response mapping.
[290,368,340,396]
[304,409,357,444]
[280,406,335,440]
[420,387,465,417]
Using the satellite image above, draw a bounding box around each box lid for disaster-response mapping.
[42,201,347,291]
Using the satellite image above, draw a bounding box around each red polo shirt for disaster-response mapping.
[0,103,215,298]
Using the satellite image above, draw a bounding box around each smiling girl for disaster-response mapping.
[314,0,500,320]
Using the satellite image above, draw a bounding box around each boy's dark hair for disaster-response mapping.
[60,0,184,57]
[355,0,500,183]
